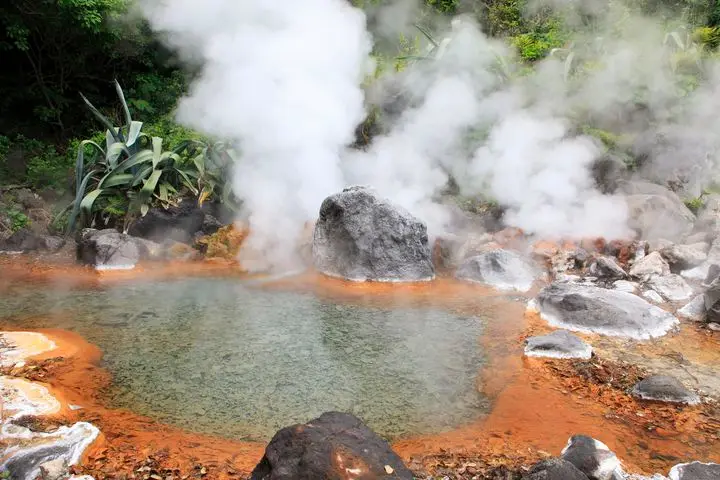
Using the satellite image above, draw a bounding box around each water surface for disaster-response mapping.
[0,277,487,440]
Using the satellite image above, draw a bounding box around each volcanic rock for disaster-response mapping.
[625,191,695,242]
[647,274,693,302]
[536,282,678,339]
[312,186,434,282]
[677,295,706,322]
[76,228,159,269]
[629,252,670,279]
[0,228,65,253]
[632,375,700,405]
[660,244,707,270]
[668,461,720,480]
[250,412,413,480]
[456,249,536,292]
[589,256,627,279]
[524,330,592,359]
[561,435,621,480]
[128,201,211,244]
[525,458,590,480]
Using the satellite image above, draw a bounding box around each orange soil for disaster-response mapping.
[1,256,718,477]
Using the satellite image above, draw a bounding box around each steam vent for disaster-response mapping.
[312,186,435,282]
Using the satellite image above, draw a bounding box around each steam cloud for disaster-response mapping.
[138,0,718,271]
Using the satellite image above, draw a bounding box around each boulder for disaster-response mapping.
[668,462,720,480]
[631,375,700,405]
[694,193,720,234]
[647,275,693,302]
[76,229,159,269]
[625,193,695,242]
[613,280,638,293]
[561,435,621,480]
[677,295,706,322]
[524,330,592,360]
[629,252,670,279]
[642,290,665,304]
[525,458,590,480]
[128,201,209,244]
[660,244,707,271]
[0,228,65,253]
[249,412,413,480]
[589,256,627,279]
[536,282,678,339]
[455,249,537,292]
[312,186,434,282]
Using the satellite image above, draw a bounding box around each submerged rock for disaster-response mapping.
[456,249,536,292]
[647,274,693,302]
[631,375,700,405]
[250,411,413,480]
[668,462,720,480]
[524,330,592,360]
[561,435,621,480]
[525,458,590,480]
[629,252,671,279]
[312,186,434,282]
[536,282,678,340]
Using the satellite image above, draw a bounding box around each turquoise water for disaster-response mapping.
[0,277,487,441]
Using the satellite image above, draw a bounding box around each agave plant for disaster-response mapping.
[64,80,236,234]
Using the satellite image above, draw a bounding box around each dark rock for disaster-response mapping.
[668,461,720,480]
[128,201,207,244]
[536,282,678,339]
[525,458,590,480]
[0,228,65,252]
[589,256,627,279]
[524,330,592,359]
[12,188,45,210]
[312,186,434,282]
[76,228,158,268]
[631,375,700,405]
[456,249,536,292]
[561,435,620,480]
[250,412,413,480]
[201,214,223,235]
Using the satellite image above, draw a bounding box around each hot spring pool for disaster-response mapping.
[0,276,488,440]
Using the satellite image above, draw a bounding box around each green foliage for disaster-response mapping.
[684,196,704,213]
[425,0,459,14]
[65,81,238,233]
[1,208,30,232]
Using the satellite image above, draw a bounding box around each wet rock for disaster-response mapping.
[536,282,678,339]
[525,458,590,480]
[590,256,627,279]
[433,233,493,270]
[456,249,536,292]
[0,228,65,253]
[642,290,665,304]
[660,244,707,270]
[250,411,413,480]
[561,435,621,480]
[524,330,592,359]
[629,252,671,279]
[128,201,209,244]
[312,186,434,282]
[613,280,638,293]
[76,229,159,269]
[39,458,68,480]
[677,295,706,322]
[647,274,693,302]
[1,422,99,480]
[625,192,695,242]
[631,375,700,405]
[668,461,720,480]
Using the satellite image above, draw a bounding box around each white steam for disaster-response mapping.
[139,0,372,270]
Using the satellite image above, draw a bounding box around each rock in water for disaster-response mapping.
[525,458,590,480]
[561,435,621,480]
[250,412,413,480]
[455,249,536,292]
[524,330,593,359]
[312,187,434,282]
[536,282,678,340]
[631,375,700,405]
[669,462,720,480]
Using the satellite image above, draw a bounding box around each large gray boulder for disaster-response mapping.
[456,249,536,292]
[622,182,695,241]
[536,282,678,339]
[250,412,413,480]
[312,186,434,282]
[76,229,160,269]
